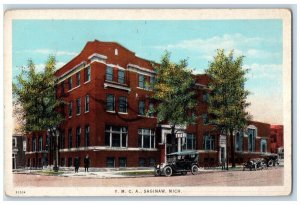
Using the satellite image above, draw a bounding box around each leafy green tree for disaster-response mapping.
[205,49,251,168]
[151,52,197,153]
[13,55,65,170]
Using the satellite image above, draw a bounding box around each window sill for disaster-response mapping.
[118,112,128,115]
[85,110,90,114]
[76,113,81,116]
[137,87,152,91]
[107,110,116,113]
[67,85,80,93]
[84,80,91,84]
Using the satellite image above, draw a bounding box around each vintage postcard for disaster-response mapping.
[4,9,292,197]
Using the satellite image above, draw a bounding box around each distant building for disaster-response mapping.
[25,40,273,168]
[12,134,26,169]
[270,125,284,153]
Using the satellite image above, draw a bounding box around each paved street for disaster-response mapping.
[13,167,283,187]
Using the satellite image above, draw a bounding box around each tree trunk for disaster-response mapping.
[230,130,236,168]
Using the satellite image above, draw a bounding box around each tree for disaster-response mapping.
[151,51,197,153]
[13,55,65,171]
[205,49,251,168]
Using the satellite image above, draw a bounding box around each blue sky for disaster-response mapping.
[12,20,283,124]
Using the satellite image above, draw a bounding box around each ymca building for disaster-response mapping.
[25,40,276,168]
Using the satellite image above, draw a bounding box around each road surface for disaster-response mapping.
[13,167,283,187]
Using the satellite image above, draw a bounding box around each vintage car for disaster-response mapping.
[155,150,199,177]
[261,153,279,167]
[243,158,267,171]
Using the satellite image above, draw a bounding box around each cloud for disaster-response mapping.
[244,63,282,80]
[17,49,78,56]
[153,33,279,62]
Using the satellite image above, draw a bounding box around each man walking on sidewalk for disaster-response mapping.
[84,154,90,172]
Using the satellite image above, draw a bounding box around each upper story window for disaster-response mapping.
[235,132,243,152]
[138,129,155,149]
[204,135,215,150]
[138,101,145,115]
[247,127,256,152]
[85,95,90,112]
[118,70,125,84]
[203,92,209,102]
[106,66,113,81]
[12,138,17,147]
[23,141,26,152]
[115,48,118,56]
[182,134,196,150]
[148,103,154,117]
[32,137,36,152]
[106,94,115,112]
[68,128,72,149]
[105,125,128,148]
[76,72,80,86]
[119,96,127,113]
[68,101,73,117]
[68,77,73,90]
[38,136,43,151]
[76,98,81,115]
[202,114,209,125]
[85,125,90,147]
[85,66,91,82]
[76,126,81,148]
[138,75,146,88]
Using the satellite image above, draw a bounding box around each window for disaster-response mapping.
[118,96,127,113]
[106,66,113,81]
[248,128,256,152]
[204,135,215,150]
[115,48,118,56]
[235,132,243,151]
[85,66,91,82]
[68,129,72,149]
[119,157,127,167]
[118,70,125,84]
[182,134,196,150]
[85,95,90,112]
[38,136,43,151]
[23,141,26,152]
[149,158,156,167]
[106,157,115,168]
[32,137,36,152]
[106,94,115,112]
[105,125,128,147]
[138,129,155,149]
[150,76,155,85]
[261,139,267,153]
[45,136,50,151]
[76,98,81,115]
[203,92,209,102]
[12,138,16,147]
[85,125,90,147]
[202,114,209,125]
[68,77,72,90]
[148,103,154,117]
[138,101,145,115]
[60,131,65,149]
[68,101,73,117]
[76,127,81,148]
[76,72,80,86]
[138,75,146,88]
[139,158,146,167]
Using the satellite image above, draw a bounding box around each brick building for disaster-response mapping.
[270,125,284,153]
[25,40,273,169]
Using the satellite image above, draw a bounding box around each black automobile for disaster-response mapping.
[243,158,267,171]
[155,150,199,177]
[261,154,279,167]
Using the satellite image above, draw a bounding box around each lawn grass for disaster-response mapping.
[117,170,155,176]
[35,170,64,176]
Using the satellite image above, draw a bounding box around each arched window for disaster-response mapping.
[235,131,243,151]
[247,125,257,152]
[38,136,43,151]
[261,139,267,153]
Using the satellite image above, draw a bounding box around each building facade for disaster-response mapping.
[25,40,274,168]
[12,134,26,169]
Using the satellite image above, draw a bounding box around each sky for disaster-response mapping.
[12,20,283,124]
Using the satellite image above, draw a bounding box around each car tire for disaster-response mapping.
[268,160,273,167]
[154,169,161,176]
[191,165,199,175]
[164,166,172,177]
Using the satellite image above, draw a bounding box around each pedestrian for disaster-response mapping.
[84,154,90,172]
[74,157,79,173]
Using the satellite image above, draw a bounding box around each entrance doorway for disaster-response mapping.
[166,134,177,154]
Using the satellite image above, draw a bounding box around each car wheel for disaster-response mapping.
[181,171,187,175]
[191,165,199,175]
[154,169,161,176]
[164,166,172,177]
[268,160,273,167]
